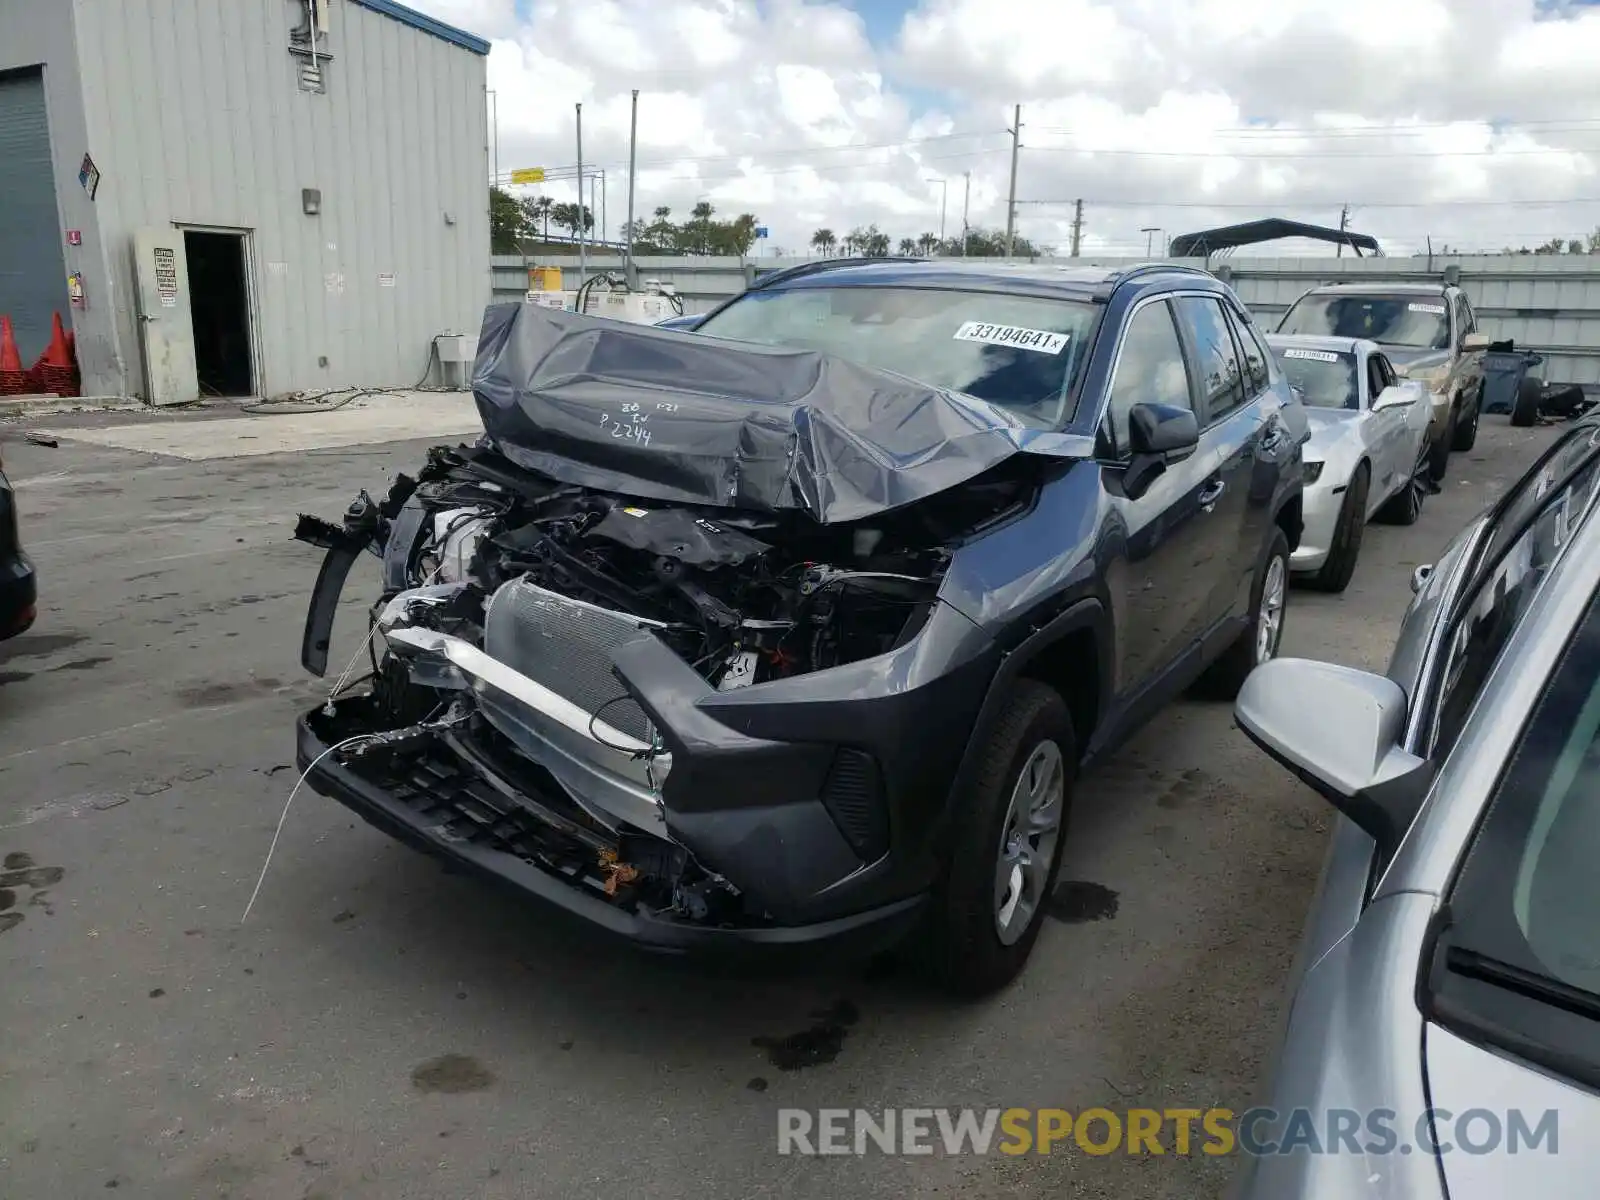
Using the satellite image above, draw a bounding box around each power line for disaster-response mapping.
[1031,117,1600,139]
[1022,143,1599,159]
[1018,196,1600,209]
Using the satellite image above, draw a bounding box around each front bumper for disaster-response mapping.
[297,700,926,958]
[1289,478,1344,573]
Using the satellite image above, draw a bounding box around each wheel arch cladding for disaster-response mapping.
[1277,491,1304,552]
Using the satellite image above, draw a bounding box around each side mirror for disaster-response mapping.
[1371,385,1414,412]
[1235,658,1430,858]
[1463,331,1490,352]
[1122,402,1200,499]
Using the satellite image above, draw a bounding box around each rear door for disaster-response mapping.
[1172,295,1265,634]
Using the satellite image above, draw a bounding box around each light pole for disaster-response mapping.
[925,176,948,250]
[1141,226,1161,257]
[960,171,970,256]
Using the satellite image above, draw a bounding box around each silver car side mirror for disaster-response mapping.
[1235,659,1430,856]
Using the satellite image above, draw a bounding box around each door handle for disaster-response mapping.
[1198,478,1226,508]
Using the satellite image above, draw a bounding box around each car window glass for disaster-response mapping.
[1430,436,1600,759]
[1275,347,1357,410]
[1228,307,1269,396]
[1105,300,1192,455]
[1174,296,1246,424]
[1375,354,1397,389]
[1366,356,1386,403]
[1278,293,1451,351]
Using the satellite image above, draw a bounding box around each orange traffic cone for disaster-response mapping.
[0,315,28,396]
[37,312,77,397]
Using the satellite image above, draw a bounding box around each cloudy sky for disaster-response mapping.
[414,0,1600,257]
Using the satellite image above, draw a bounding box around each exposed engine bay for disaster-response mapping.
[296,443,1032,928]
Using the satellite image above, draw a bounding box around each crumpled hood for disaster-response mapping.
[1385,347,1450,376]
[471,302,1086,524]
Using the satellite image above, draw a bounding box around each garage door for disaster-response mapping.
[0,68,70,365]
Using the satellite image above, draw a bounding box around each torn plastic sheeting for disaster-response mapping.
[470,303,1047,524]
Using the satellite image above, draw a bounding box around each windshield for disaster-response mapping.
[693,285,1100,426]
[1277,293,1450,350]
[1276,347,1358,410]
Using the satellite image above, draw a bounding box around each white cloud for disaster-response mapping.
[418,0,1600,256]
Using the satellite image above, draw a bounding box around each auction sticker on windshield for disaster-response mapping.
[1408,302,1447,315]
[1282,348,1342,363]
[954,322,1069,355]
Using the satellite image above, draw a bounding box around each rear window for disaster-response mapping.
[1275,346,1358,410]
[1277,293,1450,351]
[694,285,1101,427]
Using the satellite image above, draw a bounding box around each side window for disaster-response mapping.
[1228,306,1270,396]
[1174,296,1246,425]
[1460,294,1477,335]
[1429,442,1600,760]
[1104,300,1192,457]
[1452,294,1471,346]
[1366,356,1387,404]
[1376,354,1397,389]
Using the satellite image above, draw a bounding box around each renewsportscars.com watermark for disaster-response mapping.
[777,1107,1560,1157]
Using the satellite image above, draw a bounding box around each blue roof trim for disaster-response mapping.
[349,0,491,55]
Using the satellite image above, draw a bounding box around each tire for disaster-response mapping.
[1376,437,1429,526]
[1428,406,1454,483]
[1306,464,1368,593]
[1510,376,1542,427]
[1452,389,1480,451]
[917,679,1075,997]
[1198,526,1291,699]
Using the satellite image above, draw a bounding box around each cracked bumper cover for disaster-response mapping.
[297,598,999,951]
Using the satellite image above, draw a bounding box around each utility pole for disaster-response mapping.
[575,103,585,289]
[1337,204,1349,258]
[1141,226,1161,257]
[1070,199,1083,258]
[1004,104,1022,258]
[626,89,639,267]
[961,170,971,257]
[925,176,948,250]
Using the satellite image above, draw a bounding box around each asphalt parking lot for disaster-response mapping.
[0,413,1561,1199]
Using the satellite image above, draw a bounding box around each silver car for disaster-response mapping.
[1268,334,1435,593]
[1232,418,1600,1199]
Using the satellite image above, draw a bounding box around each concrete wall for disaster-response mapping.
[493,253,1600,387]
[65,0,490,398]
[0,1,123,393]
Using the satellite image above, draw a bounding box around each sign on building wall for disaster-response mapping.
[153,247,178,307]
[78,154,100,200]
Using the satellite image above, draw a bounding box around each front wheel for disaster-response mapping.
[1429,407,1454,483]
[1306,464,1368,593]
[917,680,1075,997]
[1376,436,1430,526]
[1198,527,1291,698]
[1452,390,1480,452]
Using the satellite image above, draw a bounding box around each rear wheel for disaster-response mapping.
[1198,527,1290,698]
[1377,436,1430,526]
[1306,463,1368,593]
[917,680,1075,997]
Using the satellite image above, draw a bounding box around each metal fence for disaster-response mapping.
[492,252,1600,386]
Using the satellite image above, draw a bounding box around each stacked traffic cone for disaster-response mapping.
[63,327,80,394]
[32,313,78,397]
[0,315,28,396]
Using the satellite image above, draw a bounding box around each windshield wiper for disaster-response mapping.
[1448,945,1600,1021]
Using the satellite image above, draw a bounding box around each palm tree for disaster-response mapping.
[898,237,917,256]
[690,201,715,254]
[916,232,938,255]
[810,228,836,255]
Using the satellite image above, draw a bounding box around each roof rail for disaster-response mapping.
[748,256,927,291]
[1092,261,1215,301]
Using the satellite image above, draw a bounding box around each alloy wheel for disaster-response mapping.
[1254,555,1287,665]
[993,739,1066,946]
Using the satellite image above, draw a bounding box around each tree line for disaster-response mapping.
[491,186,1049,259]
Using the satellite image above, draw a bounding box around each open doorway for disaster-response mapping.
[183,229,254,396]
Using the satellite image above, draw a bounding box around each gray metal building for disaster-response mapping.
[0,0,490,403]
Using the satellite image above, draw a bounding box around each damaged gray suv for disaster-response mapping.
[294,260,1304,993]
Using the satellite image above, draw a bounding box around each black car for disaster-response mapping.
[0,442,37,643]
[294,260,1304,993]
